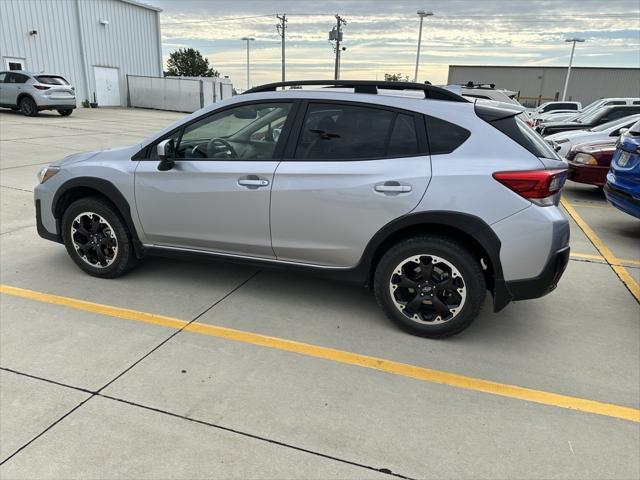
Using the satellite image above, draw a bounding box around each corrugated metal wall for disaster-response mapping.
[0,0,162,106]
[447,66,640,106]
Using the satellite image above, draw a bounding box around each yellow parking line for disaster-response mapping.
[562,198,640,302]
[570,252,640,267]
[1,283,638,424]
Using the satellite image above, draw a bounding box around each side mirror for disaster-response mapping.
[157,138,175,171]
[618,128,629,136]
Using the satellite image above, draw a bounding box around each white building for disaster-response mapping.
[448,65,640,107]
[0,0,163,107]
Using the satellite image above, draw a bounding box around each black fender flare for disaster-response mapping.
[51,177,144,258]
[349,210,512,311]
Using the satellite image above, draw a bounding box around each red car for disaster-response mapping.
[566,140,617,187]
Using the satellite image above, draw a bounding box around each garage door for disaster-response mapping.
[94,66,120,106]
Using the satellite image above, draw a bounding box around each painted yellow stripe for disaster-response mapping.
[570,252,640,267]
[1,283,638,423]
[562,198,640,302]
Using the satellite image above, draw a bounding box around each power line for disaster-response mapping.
[162,14,276,26]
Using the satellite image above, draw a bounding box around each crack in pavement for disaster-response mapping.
[0,362,414,479]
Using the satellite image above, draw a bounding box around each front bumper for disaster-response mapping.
[567,162,608,187]
[504,246,570,301]
[604,181,640,219]
[35,199,62,243]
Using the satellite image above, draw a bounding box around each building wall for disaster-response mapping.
[447,66,640,106]
[0,0,162,106]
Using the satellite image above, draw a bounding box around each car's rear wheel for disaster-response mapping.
[62,196,138,278]
[19,97,38,116]
[57,109,73,116]
[374,235,486,338]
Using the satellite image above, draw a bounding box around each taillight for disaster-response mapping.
[493,169,567,206]
[33,85,50,90]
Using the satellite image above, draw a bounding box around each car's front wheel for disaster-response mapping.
[57,109,73,116]
[62,196,138,278]
[19,97,38,116]
[374,235,486,338]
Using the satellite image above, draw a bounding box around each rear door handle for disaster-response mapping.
[374,182,412,193]
[238,175,269,188]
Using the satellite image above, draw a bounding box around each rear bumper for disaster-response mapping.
[504,246,570,301]
[37,103,76,111]
[604,181,640,219]
[567,162,608,187]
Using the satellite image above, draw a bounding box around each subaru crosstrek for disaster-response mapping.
[34,80,570,338]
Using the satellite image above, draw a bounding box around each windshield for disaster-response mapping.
[629,120,640,135]
[590,115,640,132]
[574,107,606,124]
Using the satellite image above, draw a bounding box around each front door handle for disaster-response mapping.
[374,181,412,193]
[238,175,269,188]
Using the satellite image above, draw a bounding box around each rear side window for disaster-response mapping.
[424,115,471,155]
[294,103,422,160]
[490,116,558,159]
[0,72,6,83]
[6,73,28,84]
[36,75,69,85]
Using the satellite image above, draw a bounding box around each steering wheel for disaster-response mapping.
[191,138,238,159]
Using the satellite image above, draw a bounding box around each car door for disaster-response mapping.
[2,72,26,105]
[270,101,431,267]
[0,72,7,104]
[134,100,296,258]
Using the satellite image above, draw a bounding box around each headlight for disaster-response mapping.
[37,165,61,184]
[573,153,598,165]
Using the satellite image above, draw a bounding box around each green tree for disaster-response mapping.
[165,48,219,77]
[384,73,409,82]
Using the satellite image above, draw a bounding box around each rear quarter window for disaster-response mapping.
[490,116,559,159]
[424,116,471,155]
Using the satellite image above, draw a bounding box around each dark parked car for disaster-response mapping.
[566,140,616,187]
[538,105,640,137]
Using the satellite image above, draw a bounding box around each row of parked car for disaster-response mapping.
[451,86,639,219]
[530,97,640,219]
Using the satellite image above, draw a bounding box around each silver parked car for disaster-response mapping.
[0,71,76,116]
[34,80,570,338]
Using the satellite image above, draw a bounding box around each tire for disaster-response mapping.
[374,235,486,338]
[61,196,138,278]
[19,97,38,116]
[57,109,73,116]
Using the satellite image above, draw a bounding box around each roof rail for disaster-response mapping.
[243,80,469,102]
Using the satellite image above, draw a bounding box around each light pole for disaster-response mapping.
[561,37,585,101]
[413,10,434,83]
[241,37,254,90]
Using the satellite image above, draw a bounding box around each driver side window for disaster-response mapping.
[177,102,292,160]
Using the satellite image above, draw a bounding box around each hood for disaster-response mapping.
[52,144,141,167]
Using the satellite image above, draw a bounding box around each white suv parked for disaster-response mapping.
[0,71,76,116]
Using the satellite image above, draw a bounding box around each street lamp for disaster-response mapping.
[561,37,585,101]
[241,37,255,90]
[413,10,434,83]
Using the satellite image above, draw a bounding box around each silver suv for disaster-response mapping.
[34,80,570,338]
[0,71,76,116]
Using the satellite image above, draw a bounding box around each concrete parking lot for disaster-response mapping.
[0,107,638,479]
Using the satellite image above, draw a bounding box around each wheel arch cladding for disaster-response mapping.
[17,92,35,105]
[52,177,144,259]
[361,211,512,312]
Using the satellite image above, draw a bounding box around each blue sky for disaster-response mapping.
[148,0,640,88]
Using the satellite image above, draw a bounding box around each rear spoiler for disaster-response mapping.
[474,102,523,123]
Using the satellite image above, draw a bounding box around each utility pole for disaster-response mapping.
[241,37,254,91]
[562,37,585,101]
[276,14,287,86]
[329,15,346,80]
[414,10,434,83]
